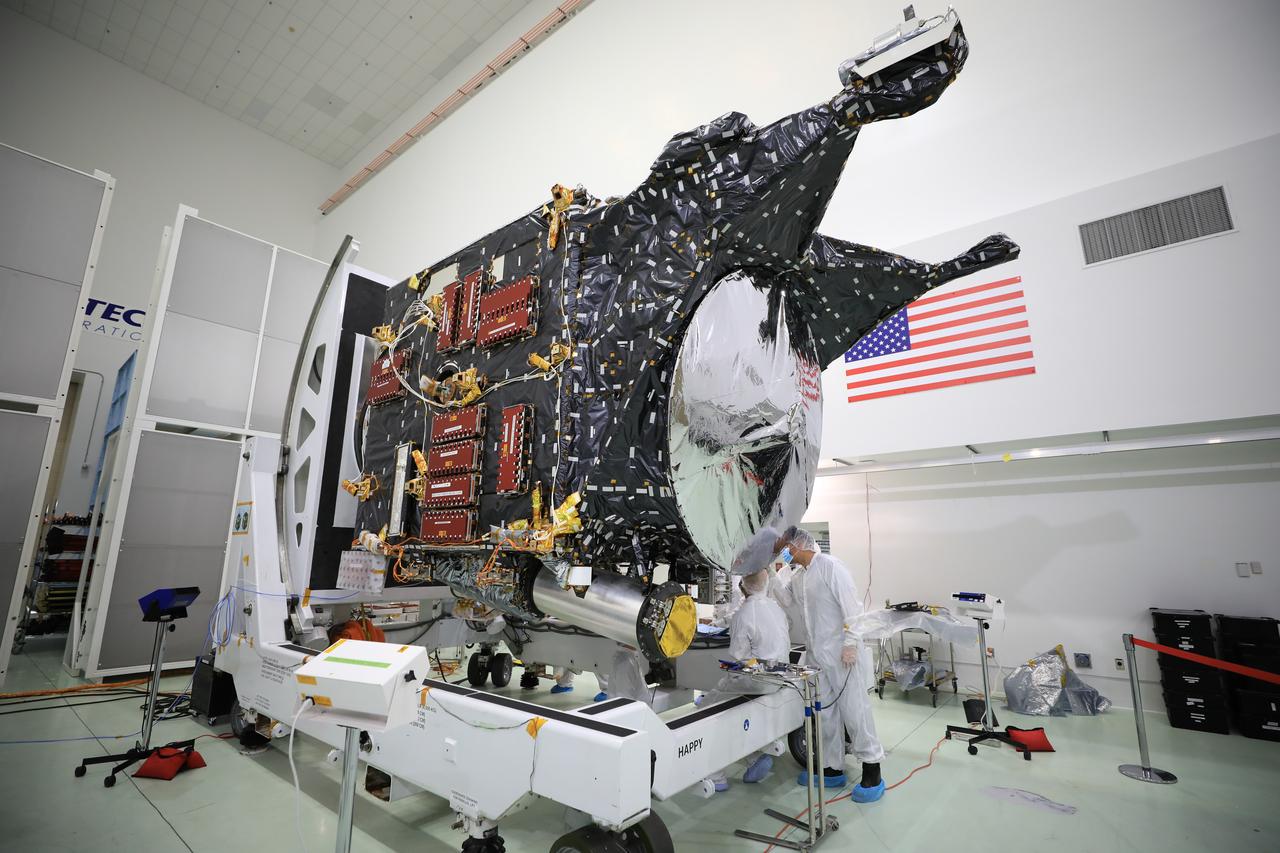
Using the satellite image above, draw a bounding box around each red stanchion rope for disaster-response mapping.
[1132,637,1280,686]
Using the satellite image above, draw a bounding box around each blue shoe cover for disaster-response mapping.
[593,692,609,702]
[743,754,773,783]
[550,684,574,694]
[714,778,730,792]
[849,780,886,803]
[797,771,846,788]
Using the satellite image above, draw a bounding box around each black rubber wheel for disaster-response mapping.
[489,653,513,688]
[1023,750,1032,761]
[104,775,116,788]
[467,652,489,687]
[229,701,250,738]
[968,744,978,756]
[548,825,627,853]
[787,724,852,768]
[618,812,674,853]
[74,765,86,778]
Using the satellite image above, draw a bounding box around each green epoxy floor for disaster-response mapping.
[2,638,1277,853]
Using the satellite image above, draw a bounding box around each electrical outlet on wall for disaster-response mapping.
[1236,562,1251,578]
[1114,657,1125,671]
[1074,652,1092,669]
[1251,561,1263,575]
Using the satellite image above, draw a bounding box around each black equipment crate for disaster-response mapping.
[1162,689,1230,735]
[1235,713,1280,742]
[191,654,237,723]
[1158,655,1224,693]
[1229,688,1280,718]
[1150,608,1214,638]
[1219,641,1280,692]
[1216,614,1280,646]
[1153,630,1217,656]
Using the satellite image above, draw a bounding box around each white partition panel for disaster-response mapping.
[72,207,330,678]
[0,144,112,686]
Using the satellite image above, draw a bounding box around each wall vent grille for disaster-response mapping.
[1079,187,1232,265]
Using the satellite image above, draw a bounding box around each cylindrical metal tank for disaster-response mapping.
[532,569,696,662]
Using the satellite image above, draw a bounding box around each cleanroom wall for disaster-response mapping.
[0,7,334,511]
[316,0,1280,280]
[804,441,1280,711]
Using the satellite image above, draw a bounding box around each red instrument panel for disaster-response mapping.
[367,348,412,406]
[477,305,535,349]
[478,275,535,318]
[476,275,537,348]
[430,405,486,443]
[496,404,531,495]
[436,280,461,352]
[422,473,479,508]
[419,509,476,543]
[426,439,481,475]
[454,268,483,347]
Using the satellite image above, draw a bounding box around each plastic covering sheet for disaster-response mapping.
[354,13,1019,609]
[1004,646,1113,717]
[889,657,933,692]
[847,608,980,647]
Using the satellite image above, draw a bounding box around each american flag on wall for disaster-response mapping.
[845,275,1033,403]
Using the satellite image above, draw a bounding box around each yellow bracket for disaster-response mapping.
[371,324,396,345]
[527,342,571,373]
[543,184,575,250]
[404,477,426,501]
[341,474,379,501]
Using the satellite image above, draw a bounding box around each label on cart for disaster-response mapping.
[450,789,480,818]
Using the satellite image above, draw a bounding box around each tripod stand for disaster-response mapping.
[74,587,200,787]
[944,614,1030,760]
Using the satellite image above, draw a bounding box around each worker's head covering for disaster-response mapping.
[741,568,769,595]
[782,525,820,554]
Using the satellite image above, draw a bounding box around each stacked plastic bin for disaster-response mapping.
[1150,608,1229,734]
[1216,615,1280,742]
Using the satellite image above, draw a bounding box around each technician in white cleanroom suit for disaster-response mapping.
[705,568,790,790]
[770,526,886,802]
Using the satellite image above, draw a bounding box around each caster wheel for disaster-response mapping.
[74,765,86,778]
[968,745,978,756]
[489,653,513,688]
[104,775,116,788]
[1023,751,1032,761]
[229,701,250,738]
[467,652,489,687]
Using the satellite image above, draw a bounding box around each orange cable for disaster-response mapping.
[0,677,149,699]
[763,737,948,852]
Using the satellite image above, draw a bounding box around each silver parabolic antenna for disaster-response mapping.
[668,270,823,573]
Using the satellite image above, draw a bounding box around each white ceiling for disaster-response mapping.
[6,0,536,167]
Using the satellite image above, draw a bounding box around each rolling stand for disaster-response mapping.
[735,664,838,851]
[74,587,200,787]
[944,594,1030,760]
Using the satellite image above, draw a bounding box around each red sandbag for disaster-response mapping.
[1005,725,1055,752]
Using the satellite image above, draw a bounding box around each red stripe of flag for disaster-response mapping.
[908,319,1029,351]
[909,304,1026,337]
[848,366,1037,403]
[908,276,1022,308]
[907,289,1024,323]
[844,335,1032,378]
[846,350,1034,390]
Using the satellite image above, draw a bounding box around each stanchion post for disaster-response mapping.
[1118,633,1177,785]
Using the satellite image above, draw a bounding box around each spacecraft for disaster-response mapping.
[341,8,1018,663]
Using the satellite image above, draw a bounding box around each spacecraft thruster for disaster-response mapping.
[348,9,1018,662]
